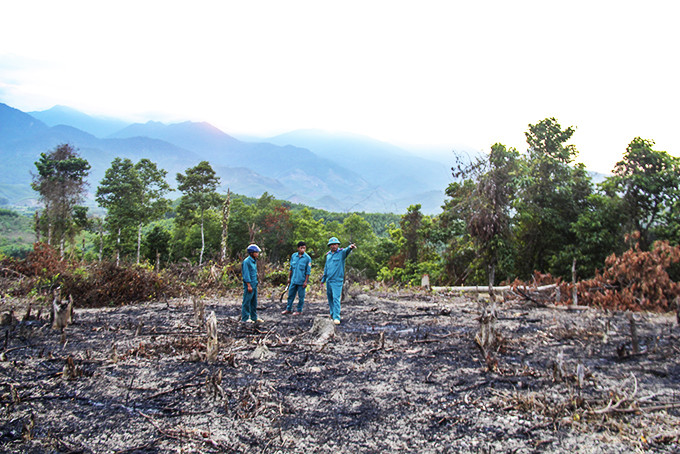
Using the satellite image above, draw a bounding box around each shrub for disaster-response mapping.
[577,236,680,312]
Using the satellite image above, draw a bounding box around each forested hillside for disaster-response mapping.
[2,116,678,308]
[0,209,34,258]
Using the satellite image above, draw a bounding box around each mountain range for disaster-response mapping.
[1,103,454,213]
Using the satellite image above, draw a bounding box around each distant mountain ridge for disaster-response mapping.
[108,120,376,208]
[267,129,452,200]
[1,103,452,213]
[28,105,130,138]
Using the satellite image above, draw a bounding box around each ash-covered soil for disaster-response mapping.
[1,286,679,453]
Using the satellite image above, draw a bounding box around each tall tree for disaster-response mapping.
[252,193,294,263]
[96,158,142,265]
[176,161,221,265]
[605,137,680,250]
[451,143,519,297]
[32,143,90,256]
[400,204,423,264]
[96,158,170,265]
[144,224,171,269]
[513,118,592,278]
[220,189,232,263]
[134,159,172,264]
[292,208,328,259]
[441,179,480,285]
[569,189,626,277]
[342,213,379,279]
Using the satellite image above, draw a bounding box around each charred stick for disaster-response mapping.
[138,411,183,441]
[627,312,640,355]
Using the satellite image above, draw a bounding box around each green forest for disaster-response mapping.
[2,117,680,307]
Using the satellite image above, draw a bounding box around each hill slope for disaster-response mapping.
[2,103,452,213]
[268,129,451,212]
[29,105,130,138]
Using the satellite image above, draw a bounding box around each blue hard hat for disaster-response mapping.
[327,237,340,246]
[247,244,261,253]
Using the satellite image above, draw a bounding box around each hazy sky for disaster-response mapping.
[1,1,678,173]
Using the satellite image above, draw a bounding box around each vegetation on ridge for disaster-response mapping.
[1,117,679,311]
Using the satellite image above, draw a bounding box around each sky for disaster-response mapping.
[1,0,678,174]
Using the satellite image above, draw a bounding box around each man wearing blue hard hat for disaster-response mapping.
[242,244,263,323]
[321,237,356,324]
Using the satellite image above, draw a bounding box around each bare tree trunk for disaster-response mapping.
[199,213,205,266]
[220,189,231,263]
[248,223,257,244]
[34,212,41,243]
[571,258,578,306]
[98,227,103,263]
[488,262,496,303]
[627,312,640,354]
[45,201,53,246]
[136,222,142,265]
[116,227,121,267]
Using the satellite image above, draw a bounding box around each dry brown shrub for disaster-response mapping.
[2,243,183,306]
[3,243,83,297]
[577,236,680,312]
[77,262,181,307]
[15,242,70,278]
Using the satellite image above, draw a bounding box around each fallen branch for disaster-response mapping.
[138,410,226,448]
[513,287,548,306]
[0,345,30,360]
[432,284,556,294]
[138,410,184,442]
[0,267,28,279]
[611,402,680,414]
[586,373,638,415]
[432,285,512,293]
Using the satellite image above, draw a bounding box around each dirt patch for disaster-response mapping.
[1,289,679,453]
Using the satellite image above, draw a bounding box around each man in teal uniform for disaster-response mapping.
[242,244,262,323]
[282,241,312,315]
[321,237,356,324]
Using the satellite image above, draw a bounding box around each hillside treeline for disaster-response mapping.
[5,118,680,299]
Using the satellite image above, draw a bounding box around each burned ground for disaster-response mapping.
[1,286,679,453]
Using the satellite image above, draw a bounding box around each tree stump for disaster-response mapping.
[206,311,219,362]
[51,293,73,330]
[308,316,336,345]
[474,301,499,370]
[193,297,205,327]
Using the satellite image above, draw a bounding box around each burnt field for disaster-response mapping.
[1,287,679,453]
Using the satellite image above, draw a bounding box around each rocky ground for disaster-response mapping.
[1,285,679,453]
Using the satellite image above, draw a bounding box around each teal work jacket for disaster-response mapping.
[242,255,258,285]
[321,247,352,284]
[290,252,312,285]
